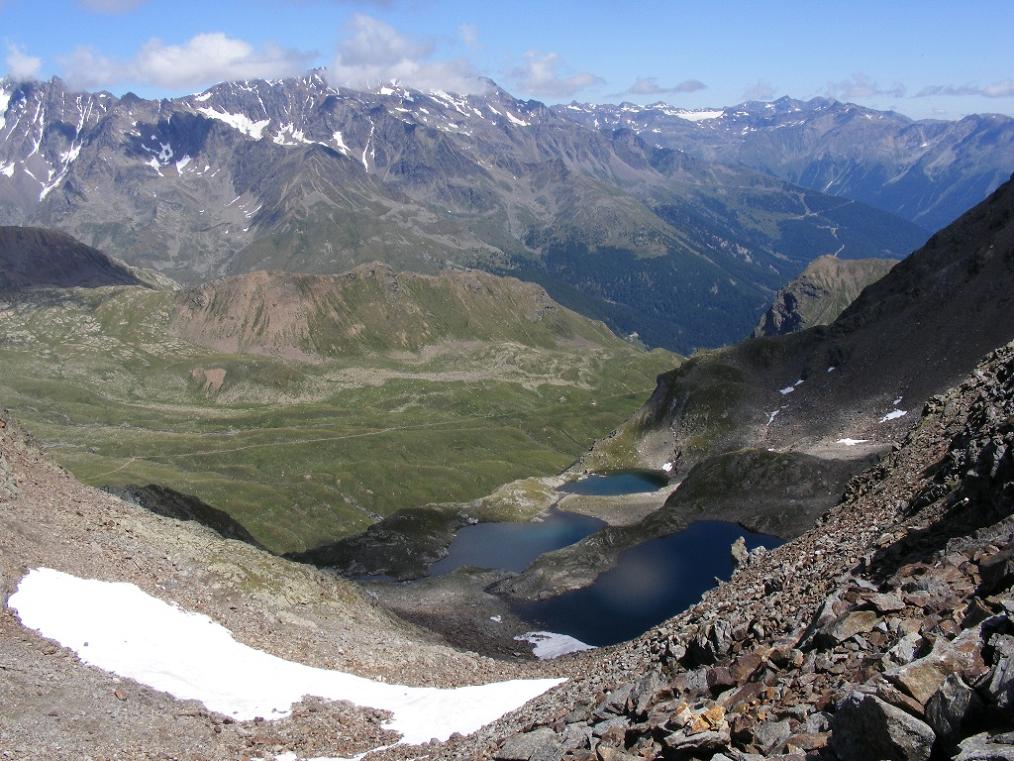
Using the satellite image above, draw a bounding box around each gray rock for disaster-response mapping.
[886,633,924,666]
[753,718,793,752]
[662,727,731,754]
[591,717,628,738]
[925,673,980,744]
[0,452,17,502]
[731,537,749,569]
[685,619,734,666]
[987,634,1014,709]
[829,692,935,761]
[979,545,1014,596]
[955,733,1014,761]
[561,722,592,750]
[496,727,563,761]
[593,683,634,718]
[630,670,667,716]
[805,712,831,734]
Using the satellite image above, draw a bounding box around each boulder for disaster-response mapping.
[752,719,793,752]
[985,633,1014,709]
[955,733,1014,761]
[496,727,564,761]
[829,692,935,761]
[818,610,880,646]
[925,674,981,746]
[731,537,749,568]
[979,546,1014,596]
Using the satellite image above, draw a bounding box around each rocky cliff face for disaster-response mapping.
[0,226,142,291]
[0,75,928,351]
[468,338,1014,761]
[753,255,896,338]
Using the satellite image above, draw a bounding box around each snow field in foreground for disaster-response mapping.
[9,568,564,746]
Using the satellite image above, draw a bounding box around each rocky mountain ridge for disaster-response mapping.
[555,95,1014,232]
[0,75,929,351]
[0,225,142,291]
[752,255,896,338]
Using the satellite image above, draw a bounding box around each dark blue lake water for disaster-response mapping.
[511,521,782,647]
[560,470,669,496]
[428,510,605,576]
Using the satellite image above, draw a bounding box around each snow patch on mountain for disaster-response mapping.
[196,107,271,140]
[9,568,564,747]
[515,631,596,659]
[674,109,725,123]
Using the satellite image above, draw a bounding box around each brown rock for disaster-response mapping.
[731,652,764,682]
[820,610,880,645]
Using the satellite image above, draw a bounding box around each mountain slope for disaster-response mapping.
[0,226,141,291]
[753,255,896,337]
[556,95,1014,232]
[0,245,676,552]
[478,338,1014,761]
[504,173,1014,600]
[0,412,565,760]
[594,171,1014,471]
[0,76,928,351]
[171,263,621,358]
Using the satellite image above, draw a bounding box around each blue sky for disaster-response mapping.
[2,0,1012,119]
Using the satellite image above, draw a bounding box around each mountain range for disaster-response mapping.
[557,95,1014,232]
[0,74,963,352]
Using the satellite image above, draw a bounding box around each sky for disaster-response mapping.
[1,0,1013,120]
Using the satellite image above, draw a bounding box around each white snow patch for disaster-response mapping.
[675,109,724,123]
[0,86,10,131]
[504,110,530,127]
[145,157,163,175]
[662,461,674,473]
[836,438,870,446]
[880,409,908,423]
[0,162,13,178]
[490,615,502,623]
[893,396,903,406]
[779,379,804,395]
[514,631,595,660]
[378,86,395,96]
[827,366,836,373]
[766,409,780,425]
[196,107,270,140]
[331,131,350,156]
[9,569,564,747]
[175,155,192,173]
[273,123,311,146]
[193,92,213,102]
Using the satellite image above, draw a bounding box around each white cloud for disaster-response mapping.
[510,51,602,98]
[826,73,906,100]
[77,0,145,11]
[328,14,485,94]
[742,80,777,101]
[612,77,706,98]
[60,33,316,91]
[5,42,42,81]
[458,23,479,49]
[917,80,1014,99]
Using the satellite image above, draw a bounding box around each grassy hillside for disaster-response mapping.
[0,267,675,552]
